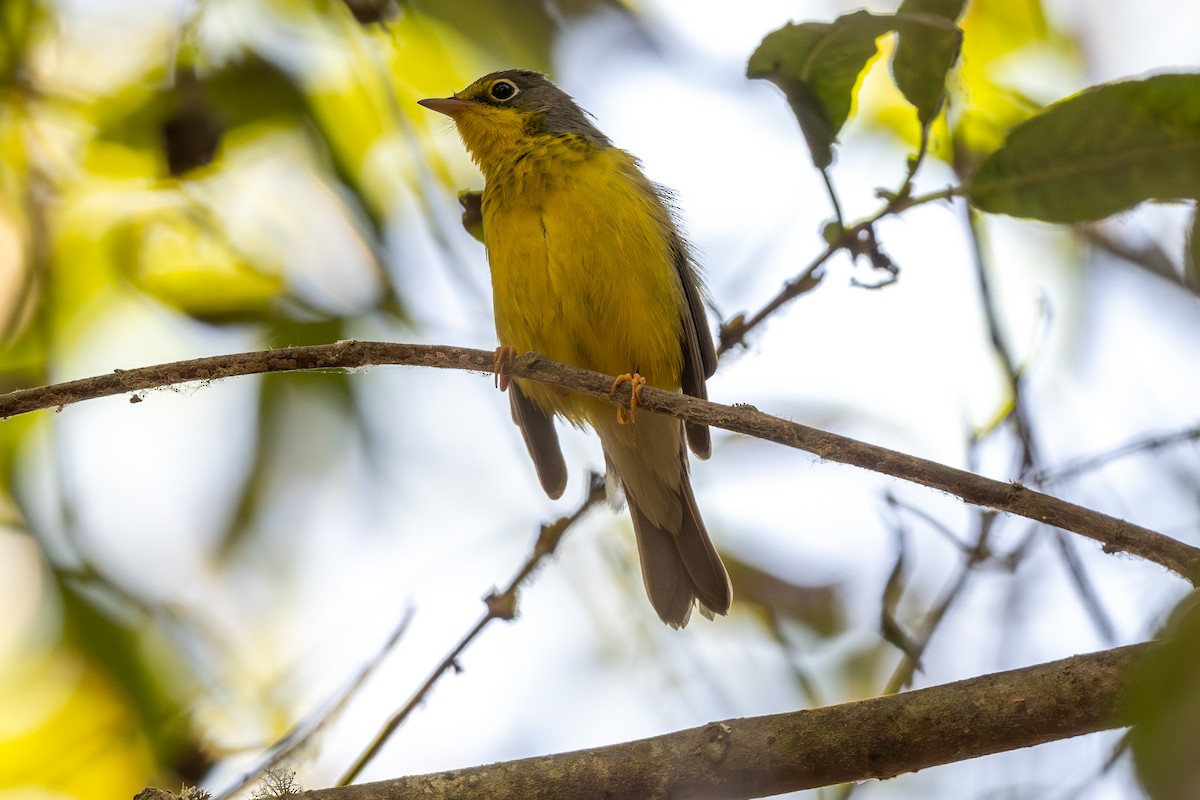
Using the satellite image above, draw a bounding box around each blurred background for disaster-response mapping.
[0,0,1198,798]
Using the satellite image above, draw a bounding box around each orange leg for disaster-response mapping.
[493,346,517,391]
[610,372,646,425]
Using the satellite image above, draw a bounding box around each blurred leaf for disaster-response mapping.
[198,57,311,134]
[0,647,155,798]
[748,12,893,168]
[1128,592,1200,799]
[969,74,1200,222]
[0,0,41,87]
[56,576,205,779]
[160,74,222,177]
[410,0,630,70]
[218,374,281,558]
[118,212,285,323]
[98,56,310,179]
[950,0,1074,170]
[725,556,844,637]
[0,411,36,504]
[892,0,965,126]
[0,196,35,345]
[94,52,398,251]
[47,200,130,340]
[1187,204,1199,291]
[898,0,965,16]
[341,0,400,25]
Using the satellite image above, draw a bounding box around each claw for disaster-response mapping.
[610,372,646,425]
[493,346,517,391]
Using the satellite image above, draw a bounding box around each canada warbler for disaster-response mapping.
[419,70,731,627]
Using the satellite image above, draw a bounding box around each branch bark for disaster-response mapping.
[295,644,1147,800]
[4,341,1199,584]
[4,341,1196,585]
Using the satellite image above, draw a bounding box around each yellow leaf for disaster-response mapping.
[0,648,155,798]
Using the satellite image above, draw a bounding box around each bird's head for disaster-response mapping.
[419,70,608,175]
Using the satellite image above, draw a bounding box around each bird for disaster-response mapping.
[418,69,731,627]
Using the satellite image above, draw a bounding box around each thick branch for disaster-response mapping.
[3,341,1198,584]
[299,644,1148,800]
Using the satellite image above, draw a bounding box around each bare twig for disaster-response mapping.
[215,608,417,800]
[1026,425,1200,486]
[3,342,1198,584]
[1080,223,1187,290]
[820,167,846,228]
[337,474,607,786]
[967,207,1117,641]
[875,495,1005,698]
[717,244,834,354]
[717,186,959,354]
[965,207,1039,469]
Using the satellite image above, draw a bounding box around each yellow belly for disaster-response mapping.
[483,142,685,424]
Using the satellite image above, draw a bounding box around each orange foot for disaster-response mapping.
[610,372,646,425]
[493,346,517,391]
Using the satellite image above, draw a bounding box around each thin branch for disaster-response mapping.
[1080,223,1188,291]
[1027,425,1200,486]
[1050,528,1117,644]
[717,186,959,354]
[3,341,1199,585]
[295,644,1150,800]
[718,244,834,354]
[215,608,417,800]
[877,496,1002,697]
[337,474,606,786]
[966,207,1115,641]
[965,207,1038,469]
[820,167,846,228]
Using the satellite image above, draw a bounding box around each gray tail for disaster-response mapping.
[628,480,732,628]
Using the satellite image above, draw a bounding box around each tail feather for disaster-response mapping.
[629,504,696,628]
[597,412,731,627]
[674,479,732,616]
[628,480,732,628]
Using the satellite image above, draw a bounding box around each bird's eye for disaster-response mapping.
[489,80,518,101]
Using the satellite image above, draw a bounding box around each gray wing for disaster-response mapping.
[626,169,717,459]
[670,234,718,459]
[510,380,567,499]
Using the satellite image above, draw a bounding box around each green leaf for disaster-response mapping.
[892,0,965,125]
[748,11,894,168]
[968,74,1200,222]
[1128,592,1200,799]
[748,7,964,166]
[897,0,966,17]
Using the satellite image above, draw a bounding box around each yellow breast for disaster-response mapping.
[482,136,686,424]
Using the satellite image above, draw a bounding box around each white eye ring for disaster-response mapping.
[489,80,519,101]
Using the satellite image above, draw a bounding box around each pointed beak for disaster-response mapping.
[417,96,473,117]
